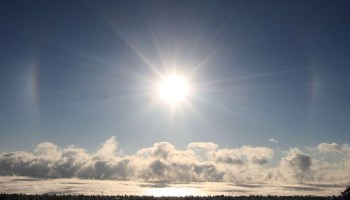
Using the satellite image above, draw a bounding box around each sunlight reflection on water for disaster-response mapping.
[146,187,201,197]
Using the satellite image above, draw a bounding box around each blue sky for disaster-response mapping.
[1,0,349,153]
[0,0,350,192]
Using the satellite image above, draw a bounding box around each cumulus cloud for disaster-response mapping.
[214,148,244,165]
[279,148,313,183]
[136,142,176,159]
[241,146,273,165]
[0,137,349,185]
[187,142,218,161]
[308,143,350,184]
[213,146,273,166]
[94,136,118,159]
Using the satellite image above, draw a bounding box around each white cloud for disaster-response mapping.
[187,142,218,152]
[240,145,273,165]
[269,138,279,144]
[0,137,348,186]
[214,148,244,165]
[317,142,342,153]
[213,146,273,166]
[94,136,118,159]
[279,148,313,183]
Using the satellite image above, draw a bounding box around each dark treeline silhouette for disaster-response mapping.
[0,194,334,200]
[1,187,349,200]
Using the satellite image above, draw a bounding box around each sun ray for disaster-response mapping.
[195,67,308,87]
[96,7,163,78]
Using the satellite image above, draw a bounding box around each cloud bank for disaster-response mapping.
[0,137,349,185]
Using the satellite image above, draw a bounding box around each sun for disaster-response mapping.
[157,74,190,105]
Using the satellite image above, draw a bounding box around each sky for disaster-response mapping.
[0,0,350,196]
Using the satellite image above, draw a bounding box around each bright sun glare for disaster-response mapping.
[157,74,190,105]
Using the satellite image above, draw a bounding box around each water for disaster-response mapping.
[0,176,344,196]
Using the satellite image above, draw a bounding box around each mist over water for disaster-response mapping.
[0,176,344,196]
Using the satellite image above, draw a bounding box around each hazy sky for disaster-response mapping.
[0,0,350,194]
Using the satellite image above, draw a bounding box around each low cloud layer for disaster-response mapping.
[0,137,349,185]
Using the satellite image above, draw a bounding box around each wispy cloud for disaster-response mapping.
[269,138,279,144]
[0,137,349,185]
